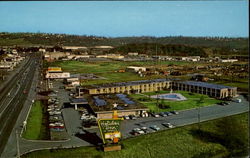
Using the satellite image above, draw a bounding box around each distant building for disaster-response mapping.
[181,56,200,62]
[96,54,124,59]
[62,46,88,50]
[220,59,238,63]
[126,66,147,73]
[128,52,138,56]
[45,67,70,79]
[93,46,114,49]
[39,48,46,52]
[44,52,68,62]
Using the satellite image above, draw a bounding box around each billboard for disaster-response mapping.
[48,67,62,72]
[46,72,70,79]
[98,118,123,144]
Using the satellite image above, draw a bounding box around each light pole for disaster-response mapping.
[197,96,204,132]
[15,130,20,158]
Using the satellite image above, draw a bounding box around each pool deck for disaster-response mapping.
[150,93,187,101]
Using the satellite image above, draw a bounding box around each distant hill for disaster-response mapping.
[0,32,248,56]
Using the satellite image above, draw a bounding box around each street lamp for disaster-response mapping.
[15,130,20,158]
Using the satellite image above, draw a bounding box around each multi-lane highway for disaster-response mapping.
[0,53,40,156]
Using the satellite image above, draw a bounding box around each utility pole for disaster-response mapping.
[197,96,204,132]
[16,130,20,158]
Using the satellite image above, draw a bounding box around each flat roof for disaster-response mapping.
[70,98,88,104]
[177,81,236,90]
[85,94,148,112]
[83,78,172,89]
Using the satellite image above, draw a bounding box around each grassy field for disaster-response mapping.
[22,101,49,140]
[47,61,170,85]
[129,90,221,112]
[47,60,192,73]
[22,113,248,158]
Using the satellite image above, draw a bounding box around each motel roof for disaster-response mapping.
[70,98,88,104]
[83,78,173,89]
[176,81,236,90]
[85,94,148,112]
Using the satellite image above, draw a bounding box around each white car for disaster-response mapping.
[123,116,130,120]
[141,127,148,132]
[162,122,174,128]
[54,111,61,115]
[151,113,160,117]
[133,128,145,134]
[150,125,160,131]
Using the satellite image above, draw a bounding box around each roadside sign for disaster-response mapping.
[98,118,123,144]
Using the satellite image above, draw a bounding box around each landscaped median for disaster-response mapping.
[21,113,248,158]
[22,100,50,140]
[129,90,221,112]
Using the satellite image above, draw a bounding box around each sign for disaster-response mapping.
[45,72,70,79]
[48,67,62,72]
[98,118,123,144]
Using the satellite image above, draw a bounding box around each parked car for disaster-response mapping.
[123,116,130,120]
[159,112,168,117]
[164,112,172,116]
[133,128,145,134]
[150,112,160,117]
[170,111,179,115]
[140,127,148,132]
[162,122,174,128]
[129,115,137,120]
[150,125,160,131]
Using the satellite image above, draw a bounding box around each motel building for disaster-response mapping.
[77,79,237,99]
[77,79,172,95]
[86,94,149,119]
[172,81,237,99]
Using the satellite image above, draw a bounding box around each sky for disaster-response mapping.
[0,1,248,37]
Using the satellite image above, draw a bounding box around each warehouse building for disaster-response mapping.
[77,78,172,95]
[172,81,237,99]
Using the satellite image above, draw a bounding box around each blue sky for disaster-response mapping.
[0,1,248,37]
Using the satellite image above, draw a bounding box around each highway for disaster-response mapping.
[0,53,40,156]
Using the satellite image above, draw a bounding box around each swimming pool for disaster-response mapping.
[150,93,187,101]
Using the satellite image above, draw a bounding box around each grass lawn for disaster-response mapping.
[22,113,248,158]
[129,90,221,112]
[22,101,49,140]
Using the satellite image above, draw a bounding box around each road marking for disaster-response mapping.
[0,84,21,117]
